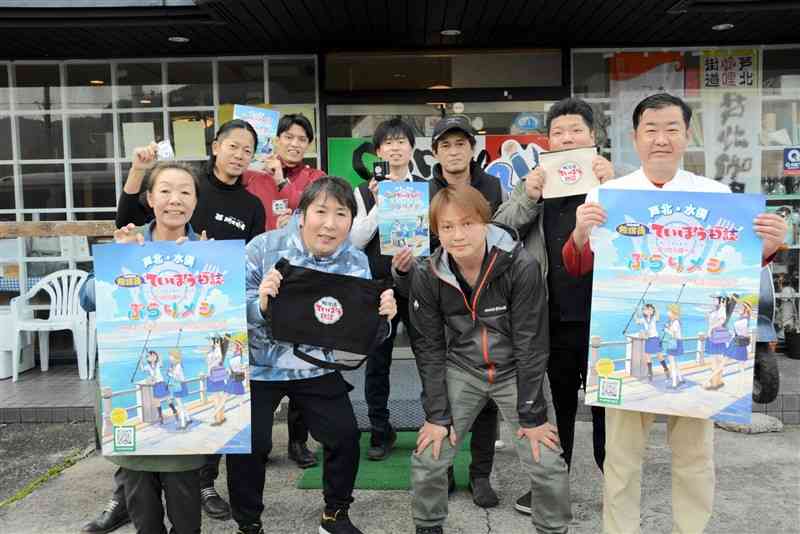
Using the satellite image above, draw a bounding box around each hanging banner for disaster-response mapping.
[94,240,251,456]
[610,52,685,177]
[586,189,765,424]
[701,49,762,193]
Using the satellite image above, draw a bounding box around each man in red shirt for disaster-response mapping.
[244,113,325,231]
[243,113,325,469]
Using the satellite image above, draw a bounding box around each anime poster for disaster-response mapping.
[484,134,549,194]
[586,190,765,424]
[93,240,251,455]
[377,181,430,257]
[232,105,280,168]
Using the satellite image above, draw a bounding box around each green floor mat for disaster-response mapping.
[296,431,473,490]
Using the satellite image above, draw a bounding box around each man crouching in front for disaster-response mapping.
[408,185,571,534]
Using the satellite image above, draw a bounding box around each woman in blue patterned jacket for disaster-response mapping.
[227,176,397,534]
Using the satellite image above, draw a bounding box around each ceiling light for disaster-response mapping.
[392,73,407,78]
[428,84,451,90]
[440,29,461,36]
[89,80,105,85]
[712,23,734,31]
[168,36,190,43]
[139,98,152,104]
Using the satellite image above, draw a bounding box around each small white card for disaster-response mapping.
[156,140,175,160]
[540,146,599,199]
[272,199,288,214]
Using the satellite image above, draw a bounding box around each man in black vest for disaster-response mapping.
[493,97,613,515]
[351,118,426,460]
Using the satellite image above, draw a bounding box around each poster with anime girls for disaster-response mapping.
[377,181,431,257]
[586,189,765,424]
[93,240,251,455]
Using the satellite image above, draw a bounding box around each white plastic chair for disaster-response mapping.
[9,269,90,382]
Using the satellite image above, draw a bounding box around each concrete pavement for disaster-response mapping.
[0,420,798,534]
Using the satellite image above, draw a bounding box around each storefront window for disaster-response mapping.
[20,163,66,210]
[168,111,214,160]
[13,64,61,111]
[118,112,164,159]
[17,114,64,159]
[269,59,316,104]
[116,63,162,108]
[572,47,800,194]
[219,60,264,105]
[0,65,9,111]
[3,55,317,297]
[0,163,13,211]
[72,163,116,208]
[66,63,112,110]
[167,61,212,107]
[69,113,114,159]
[0,115,11,160]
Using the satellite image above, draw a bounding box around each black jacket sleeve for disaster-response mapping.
[247,198,266,244]
[115,191,151,228]
[408,263,452,427]
[510,248,550,427]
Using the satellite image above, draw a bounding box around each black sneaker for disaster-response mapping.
[200,485,231,520]
[367,428,397,461]
[416,527,444,534]
[81,499,130,533]
[514,490,532,515]
[319,508,364,534]
[468,477,499,508]
[236,524,265,534]
[288,440,319,468]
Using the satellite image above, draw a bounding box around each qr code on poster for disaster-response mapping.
[113,426,136,452]
[597,377,622,405]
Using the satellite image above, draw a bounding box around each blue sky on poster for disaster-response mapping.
[92,241,247,360]
[590,190,765,309]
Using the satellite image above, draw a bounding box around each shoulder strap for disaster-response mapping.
[292,345,368,371]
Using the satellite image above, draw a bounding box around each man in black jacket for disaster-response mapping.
[408,186,570,534]
[428,116,505,507]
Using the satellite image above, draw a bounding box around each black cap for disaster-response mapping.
[432,116,476,145]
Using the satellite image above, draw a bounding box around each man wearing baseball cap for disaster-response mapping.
[430,116,504,213]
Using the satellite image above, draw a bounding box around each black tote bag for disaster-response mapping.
[269,258,389,369]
